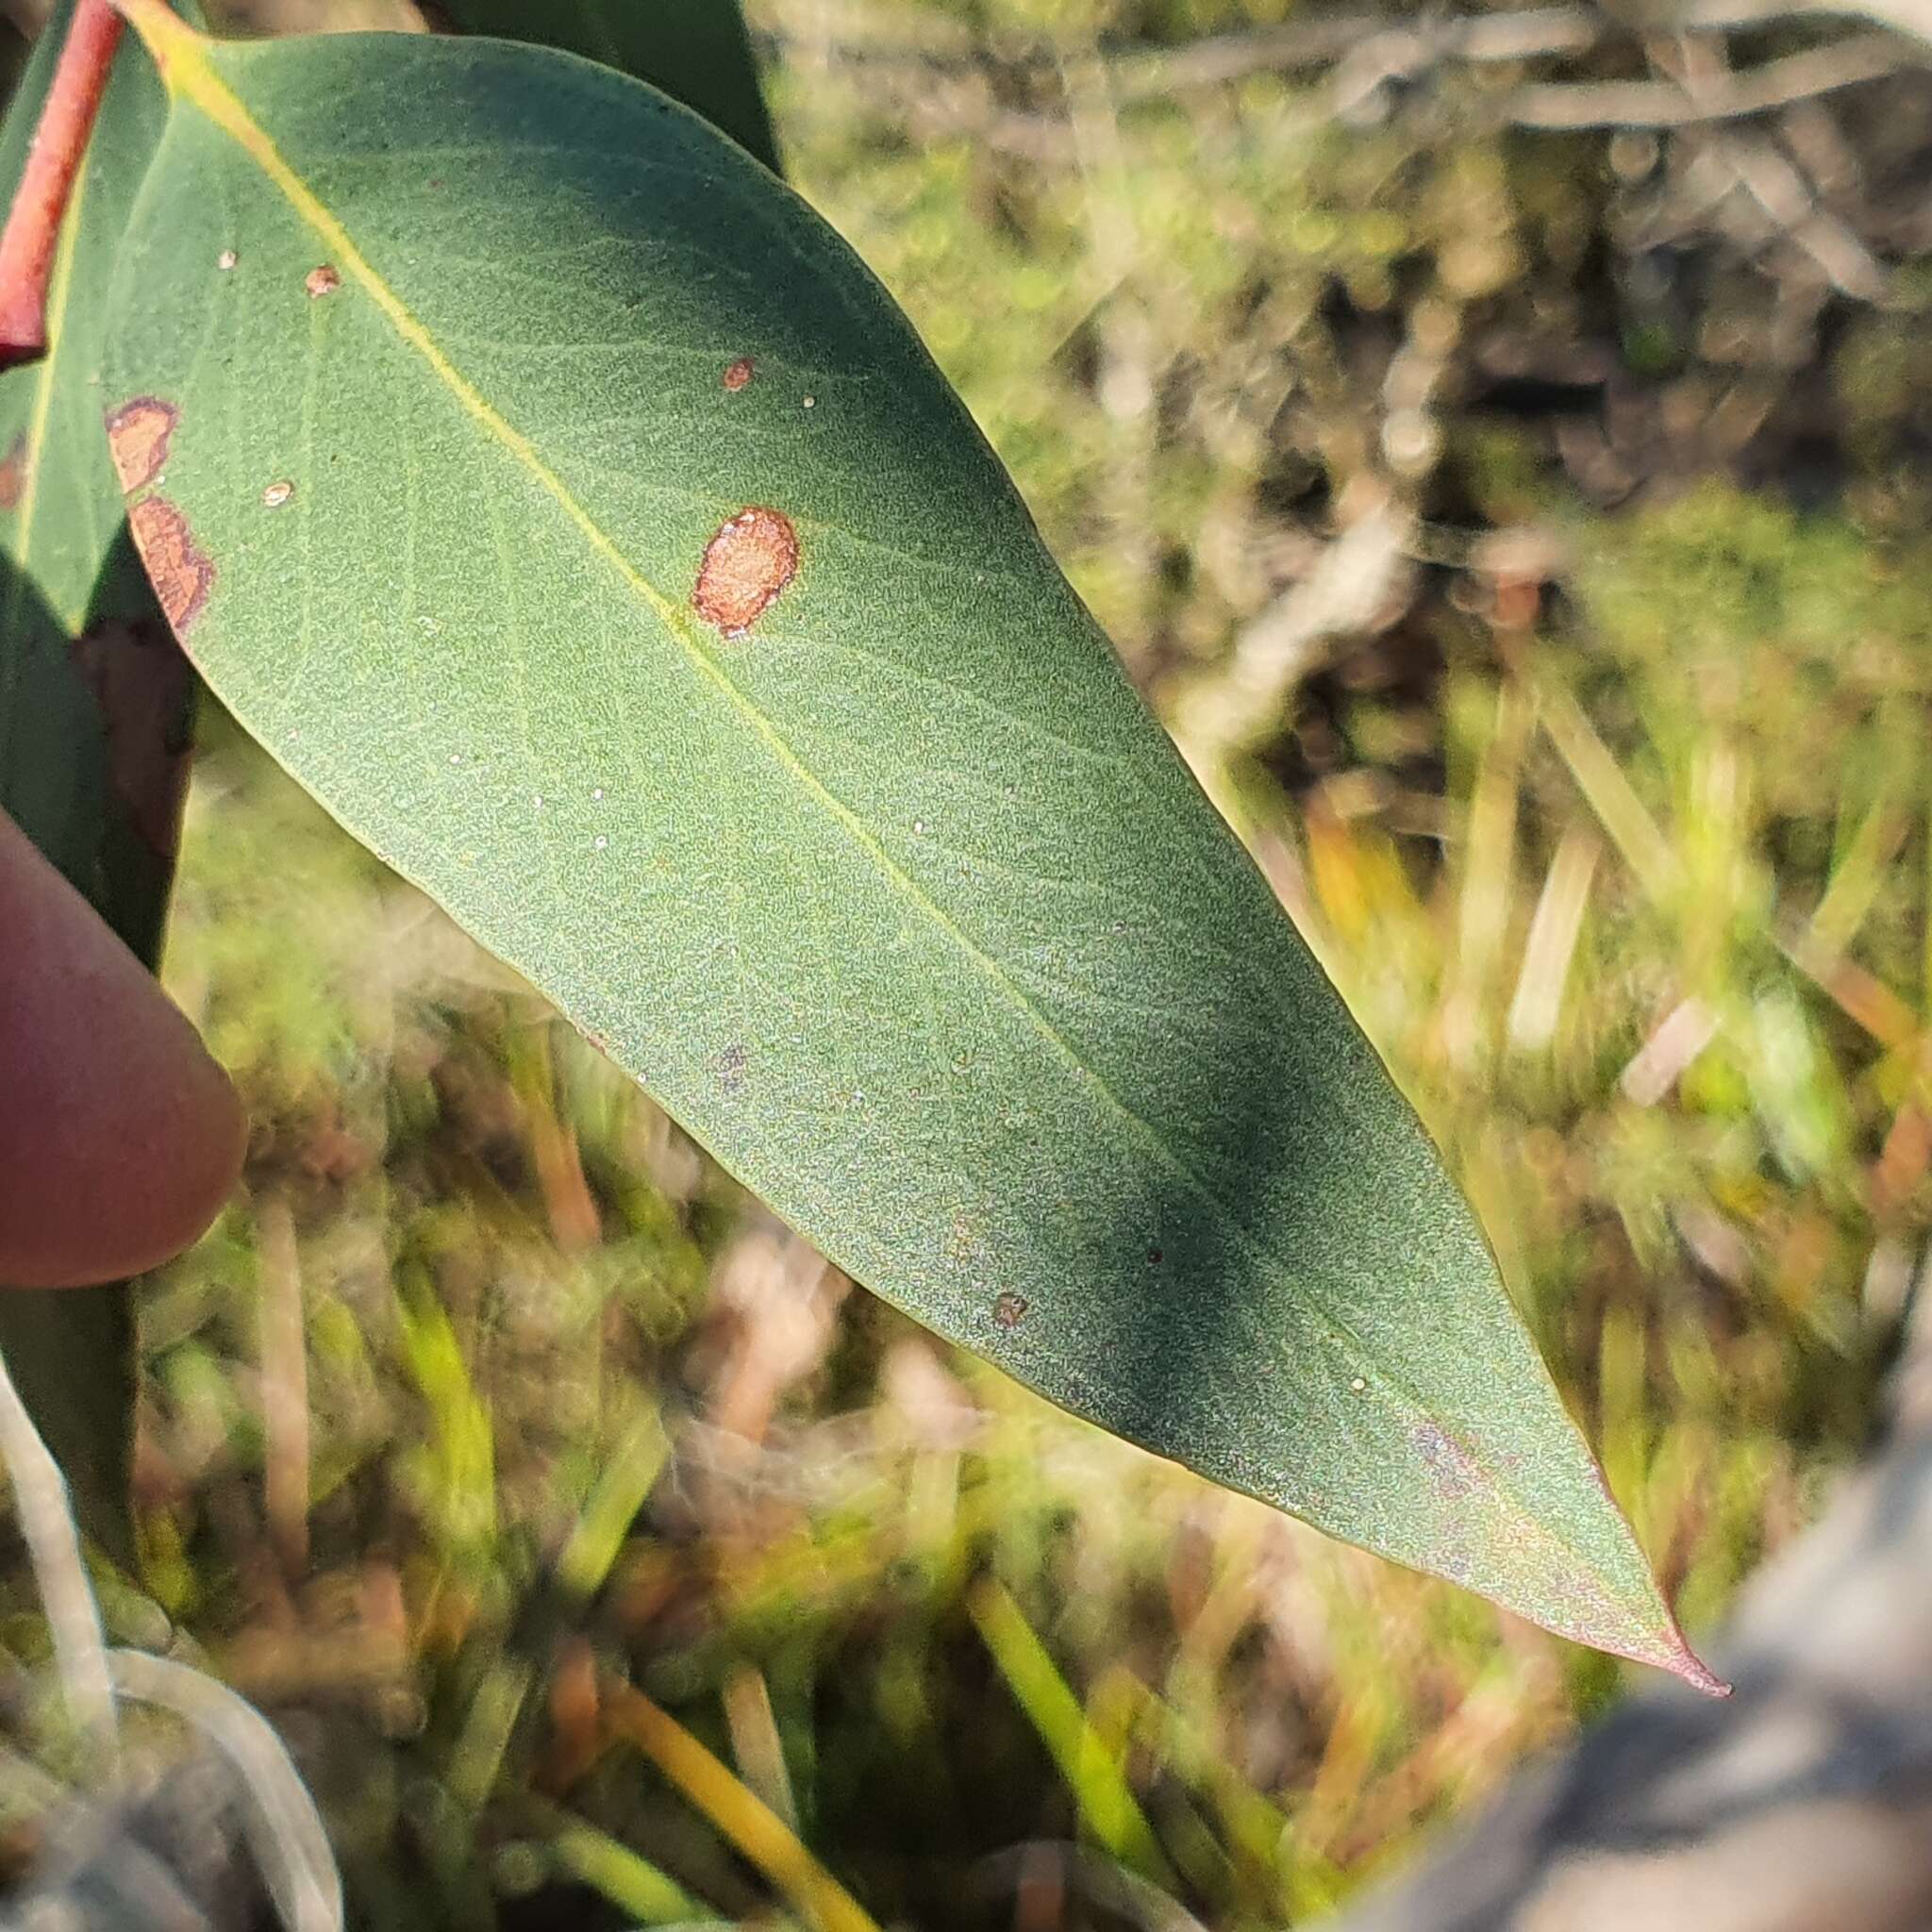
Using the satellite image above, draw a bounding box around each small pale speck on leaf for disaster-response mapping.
[593,835,608,851]
[693,507,799,639]
[591,786,605,801]
[722,356,755,391]
[305,264,341,298]
[802,394,816,409]
[261,479,293,508]
[105,396,177,494]
[993,1293,1029,1330]
[1350,1375,1367,1393]
[217,249,238,271]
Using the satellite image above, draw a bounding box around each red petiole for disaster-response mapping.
[0,0,126,372]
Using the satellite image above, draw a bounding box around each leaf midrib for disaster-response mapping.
[164,48,1220,1188]
[156,40,1623,1606]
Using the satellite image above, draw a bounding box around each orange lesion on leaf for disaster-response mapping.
[692,507,798,639]
[104,396,177,494]
[0,434,25,510]
[128,495,212,635]
[722,356,756,391]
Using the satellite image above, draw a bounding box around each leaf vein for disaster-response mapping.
[164,45,1606,1588]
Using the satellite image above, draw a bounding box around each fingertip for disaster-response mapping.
[0,811,242,1289]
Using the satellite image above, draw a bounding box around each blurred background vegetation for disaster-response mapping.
[8,0,1932,1924]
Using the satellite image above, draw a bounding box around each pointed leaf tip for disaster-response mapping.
[1646,1619,1731,1698]
[1681,1657,1733,1699]
[105,25,1707,1664]
[1572,1595,1728,1695]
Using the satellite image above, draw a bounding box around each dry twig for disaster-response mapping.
[1510,31,1916,128]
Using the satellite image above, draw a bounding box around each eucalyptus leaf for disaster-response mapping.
[101,13,1715,1682]
[430,0,780,173]
[0,1,197,1555]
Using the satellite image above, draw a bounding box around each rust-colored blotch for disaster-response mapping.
[105,397,177,495]
[693,507,798,639]
[0,433,25,511]
[722,356,756,391]
[128,496,213,635]
[306,264,341,298]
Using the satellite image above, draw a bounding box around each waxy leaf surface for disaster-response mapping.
[102,21,1712,1679]
[0,3,197,1550]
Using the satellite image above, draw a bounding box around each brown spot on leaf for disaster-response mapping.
[305,264,341,298]
[692,507,798,639]
[128,496,213,635]
[70,618,194,858]
[104,397,177,494]
[992,1292,1029,1329]
[261,479,293,508]
[722,356,756,391]
[717,1041,748,1098]
[0,434,25,510]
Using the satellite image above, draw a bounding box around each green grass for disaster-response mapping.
[93,485,1914,1928]
[8,2,1932,1925]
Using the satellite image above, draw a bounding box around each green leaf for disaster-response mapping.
[0,3,198,1557]
[101,14,1715,1685]
[428,0,781,174]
